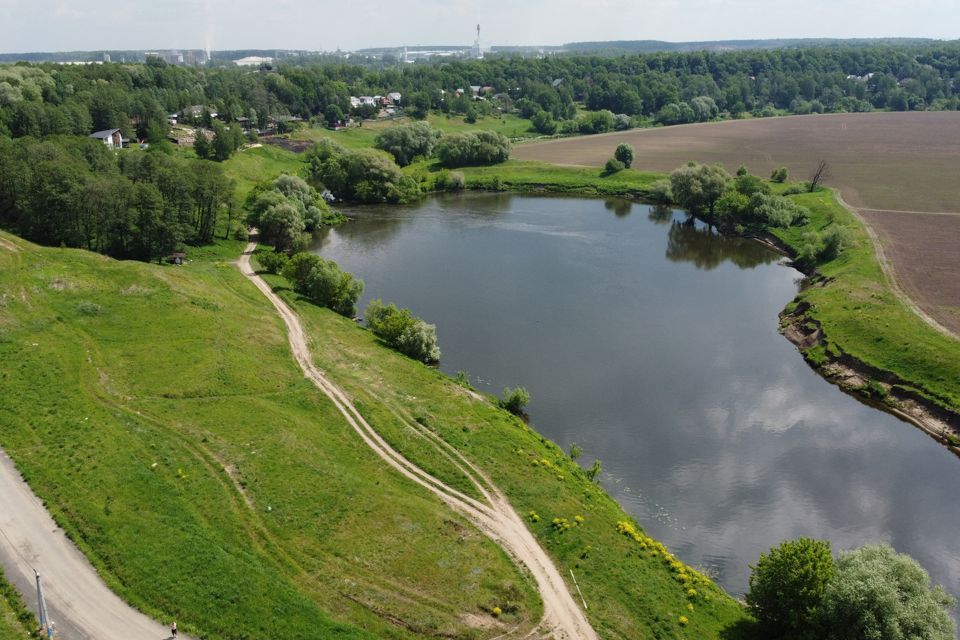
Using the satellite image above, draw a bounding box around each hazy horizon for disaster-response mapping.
[0,0,957,55]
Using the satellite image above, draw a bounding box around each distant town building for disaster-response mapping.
[234,56,273,66]
[89,129,123,149]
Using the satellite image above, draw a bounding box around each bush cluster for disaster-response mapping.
[747,539,955,640]
[281,253,363,317]
[246,174,342,253]
[435,130,511,167]
[306,138,420,204]
[365,299,440,363]
[374,121,441,167]
[499,387,530,416]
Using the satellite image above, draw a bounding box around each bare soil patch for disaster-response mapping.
[514,112,960,212]
[261,135,314,153]
[859,209,960,335]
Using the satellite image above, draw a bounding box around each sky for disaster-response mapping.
[0,0,957,53]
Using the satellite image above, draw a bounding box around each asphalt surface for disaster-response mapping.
[0,450,186,640]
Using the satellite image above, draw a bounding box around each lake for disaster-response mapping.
[314,192,960,599]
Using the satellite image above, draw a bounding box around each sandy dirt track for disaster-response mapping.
[0,450,187,640]
[238,243,598,640]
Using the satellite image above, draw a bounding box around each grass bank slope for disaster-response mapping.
[0,232,541,640]
[256,262,750,640]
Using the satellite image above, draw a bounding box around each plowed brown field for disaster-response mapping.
[515,112,960,335]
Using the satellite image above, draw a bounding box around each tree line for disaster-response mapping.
[1,41,959,148]
[0,135,234,262]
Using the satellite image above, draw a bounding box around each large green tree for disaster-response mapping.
[669,162,731,220]
[819,544,955,640]
[746,538,834,639]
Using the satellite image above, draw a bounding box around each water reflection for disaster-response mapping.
[315,193,960,601]
[665,220,780,270]
[648,204,674,224]
[604,198,633,218]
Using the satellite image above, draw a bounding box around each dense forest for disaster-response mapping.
[0,41,959,141]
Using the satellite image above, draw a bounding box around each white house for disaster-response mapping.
[89,129,123,149]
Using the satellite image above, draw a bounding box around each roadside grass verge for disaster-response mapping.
[257,270,752,640]
[0,568,34,639]
[0,231,542,640]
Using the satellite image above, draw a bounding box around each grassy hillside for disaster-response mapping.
[0,231,751,639]
[0,233,541,640]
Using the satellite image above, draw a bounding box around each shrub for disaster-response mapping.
[374,121,440,167]
[781,182,810,195]
[435,130,510,167]
[614,143,635,168]
[281,253,363,317]
[771,166,789,183]
[648,179,673,204]
[586,459,601,482]
[434,170,465,192]
[499,386,530,415]
[604,157,625,174]
[365,299,440,363]
[733,173,771,197]
[76,301,103,316]
[794,226,852,269]
[257,251,289,275]
[746,538,835,639]
[736,164,749,176]
[531,110,558,135]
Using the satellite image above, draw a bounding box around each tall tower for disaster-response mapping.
[472,23,483,59]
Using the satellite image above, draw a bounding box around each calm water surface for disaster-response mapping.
[315,193,960,598]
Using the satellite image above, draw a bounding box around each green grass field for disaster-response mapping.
[225,144,302,202]
[0,234,542,639]
[0,231,751,639]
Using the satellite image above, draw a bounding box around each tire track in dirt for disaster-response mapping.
[238,242,598,640]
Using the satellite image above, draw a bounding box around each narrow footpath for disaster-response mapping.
[238,242,599,640]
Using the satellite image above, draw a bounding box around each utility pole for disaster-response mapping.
[35,570,53,638]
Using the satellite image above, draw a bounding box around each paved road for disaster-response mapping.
[0,450,184,640]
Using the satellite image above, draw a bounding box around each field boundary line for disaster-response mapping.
[834,190,958,341]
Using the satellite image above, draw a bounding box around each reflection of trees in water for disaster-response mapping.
[665,220,780,270]
[604,198,633,218]
[647,204,674,225]
[313,206,413,253]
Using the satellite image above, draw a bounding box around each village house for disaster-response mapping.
[89,129,124,149]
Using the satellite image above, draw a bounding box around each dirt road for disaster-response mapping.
[238,243,598,640]
[0,450,186,640]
